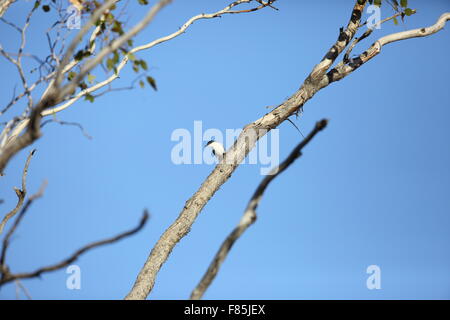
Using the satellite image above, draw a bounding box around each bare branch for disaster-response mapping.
[0,180,47,277]
[0,4,39,112]
[0,17,21,33]
[57,0,172,101]
[0,210,149,286]
[0,149,36,234]
[190,119,328,300]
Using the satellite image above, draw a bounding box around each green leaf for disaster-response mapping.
[138,0,149,5]
[146,76,157,91]
[405,8,415,16]
[139,80,145,89]
[33,1,41,9]
[127,53,136,61]
[87,74,96,84]
[42,4,50,12]
[374,0,381,7]
[400,0,408,8]
[85,94,95,103]
[393,17,399,25]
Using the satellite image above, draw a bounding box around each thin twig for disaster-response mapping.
[344,12,403,63]
[41,118,92,140]
[190,119,328,300]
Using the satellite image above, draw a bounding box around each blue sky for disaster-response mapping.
[0,0,449,299]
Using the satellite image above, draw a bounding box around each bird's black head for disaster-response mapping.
[205,140,214,147]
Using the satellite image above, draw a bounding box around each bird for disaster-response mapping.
[205,140,225,161]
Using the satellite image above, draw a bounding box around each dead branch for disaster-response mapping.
[0,149,36,234]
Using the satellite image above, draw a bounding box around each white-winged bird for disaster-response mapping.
[205,140,225,161]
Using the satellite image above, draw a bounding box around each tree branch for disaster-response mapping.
[0,180,47,278]
[343,11,404,63]
[190,119,328,300]
[126,3,450,300]
[0,149,35,234]
[2,0,277,143]
[0,209,149,286]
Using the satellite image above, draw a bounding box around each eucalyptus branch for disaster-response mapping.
[126,3,450,301]
[40,118,92,140]
[190,119,328,300]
